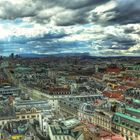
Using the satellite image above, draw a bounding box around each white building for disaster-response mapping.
[0,86,21,97]
[39,111,54,136]
[48,119,83,140]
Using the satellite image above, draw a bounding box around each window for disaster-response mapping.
[130,126,133,129]
[135,127,139,131]
[126,123,129,127]
[31,108,37,113]
[126,136,129,140]
[22,116,25,119]
[31,115,36,118]
[20,108,27,114]
[114,116,120,123]
[130,132,133,136]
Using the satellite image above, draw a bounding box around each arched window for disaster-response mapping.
[30,107,37,113]
[20,108,27,114]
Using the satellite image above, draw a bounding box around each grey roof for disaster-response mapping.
[50,118,82,139]
[59,95,105,109]
[79,103,95,114]
[61,119,80,128]
[0,86,20,92]
[42,111,53,116]
[50,125,82,139]
[15,100,52,111]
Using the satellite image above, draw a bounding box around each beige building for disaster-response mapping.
[15,100,52,123]
[93,109,113,132]
[59,99,78,117]
[78,102,94,124]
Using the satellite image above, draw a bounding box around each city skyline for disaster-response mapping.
[0,0,140,56]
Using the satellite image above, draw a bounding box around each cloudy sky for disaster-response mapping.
[0,0,140,56]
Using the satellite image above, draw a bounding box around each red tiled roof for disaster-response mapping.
[103,91,124,99]
[123,77,136,81]
[112,135,124,140]
[99,131,124,140]
[114,85,127,91]
[100,131,111,137]
[106,67,121,73]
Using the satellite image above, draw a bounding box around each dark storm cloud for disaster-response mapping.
[51,7,91,26]
[33,7,91,26]
[109,0,140,24]
[37,0,109,10]
[132,49,140,54]
[0,32,68,44]
[124,26,140,34]
[91,0,140,25]
[106,34,136,50]
[0,1,38,19]
[0,0,109,26]
[0,0,139,26]
[32,0,109,26]
[0,39,91,55]
[26,40,89,53]
[1,0,139,26]
[124,28,136,34]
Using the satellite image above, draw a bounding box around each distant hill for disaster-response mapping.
[17,53,140,59]
[20,52,90,58]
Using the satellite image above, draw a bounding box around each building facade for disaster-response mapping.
[112,111,140,140]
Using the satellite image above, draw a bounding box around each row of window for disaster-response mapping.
[115,126,139,140]
[94,115,110,123]
[20,108,37,114]
[17,114,39,119]
[55,136,70,140]
[79,114,111,130]
[114,119,139,132]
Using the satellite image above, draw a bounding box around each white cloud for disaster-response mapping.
[0,25,11,39]
[94,1,116,13]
